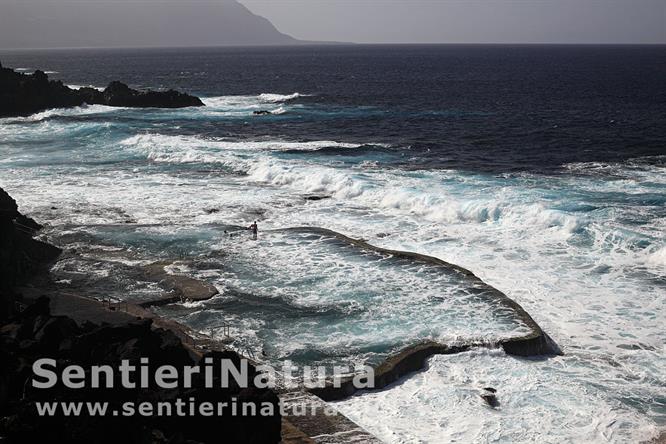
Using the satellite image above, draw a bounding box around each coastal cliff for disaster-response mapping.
[0,62,204,118]
[0,187,61,319]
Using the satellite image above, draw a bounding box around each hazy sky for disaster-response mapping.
[0,0,664,48]
[241,0,666,44]
[0,0,297,49]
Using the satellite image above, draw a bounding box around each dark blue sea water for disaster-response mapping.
[0,45,664,443]
[3,45,666,172]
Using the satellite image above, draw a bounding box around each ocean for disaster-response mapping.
[0,45,665,443]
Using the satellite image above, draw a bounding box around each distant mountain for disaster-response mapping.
[0,0,300,49]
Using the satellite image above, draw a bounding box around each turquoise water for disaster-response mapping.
[45,222,532,371]
[156,229,531,370]
[0,46,665,442]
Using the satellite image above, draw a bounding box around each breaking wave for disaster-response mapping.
[258,92,305,103]
[119,133,365,165]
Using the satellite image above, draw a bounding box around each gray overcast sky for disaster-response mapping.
[240,0,666,44]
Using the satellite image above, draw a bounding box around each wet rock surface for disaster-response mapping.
[481,387,499,408]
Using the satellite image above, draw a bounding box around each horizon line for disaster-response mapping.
[2,42,666,52]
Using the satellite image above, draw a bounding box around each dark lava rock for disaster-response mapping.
[98,81,204,109]
[0,63,204,118]
[481,387,499,408]
[0,188,61,320]
[481,393,499,408]
[0,66,84,117]
[501,331,562,356]
[14,214,42,232]
[0,185,280,441]
[0,298,282,443]
[303,195,332,202]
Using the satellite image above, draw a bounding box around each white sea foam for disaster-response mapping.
[17,69,59,74]
[242,157,666,367]
[2,98,665,444]
[201,95,258,108]
[120,133,362,165]
[0,104,115,126]
[246,160,588,236]
[201,92,305,109]
[335,349,662,444]
[198,92,307,117]
[161,231,530,372]
[3,150,664,442]
[67,84,104,91]
[646,245,666,267]
[27,104,117,121]
[258,92,304,103]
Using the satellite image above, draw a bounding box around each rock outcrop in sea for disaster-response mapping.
[0,61,204,117]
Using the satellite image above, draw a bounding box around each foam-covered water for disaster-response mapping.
[335,349,665,443]
[157,229,530,370]
[0,46,664,443]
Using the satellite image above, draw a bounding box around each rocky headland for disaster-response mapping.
[0,62,204,118]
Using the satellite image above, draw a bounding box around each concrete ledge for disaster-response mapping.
[280,392,382,443]
[277,227,562,402]
[310,341,471,402]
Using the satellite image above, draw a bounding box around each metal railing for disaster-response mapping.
[12,221,38,236]
[206,323,231,339]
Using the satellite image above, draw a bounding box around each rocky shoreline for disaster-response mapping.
[3,186,664,443]
[0,187,282,443]
[0,187,62,318]
[0,61,204,118]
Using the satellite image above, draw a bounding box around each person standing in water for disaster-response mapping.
[248,220,258,239]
